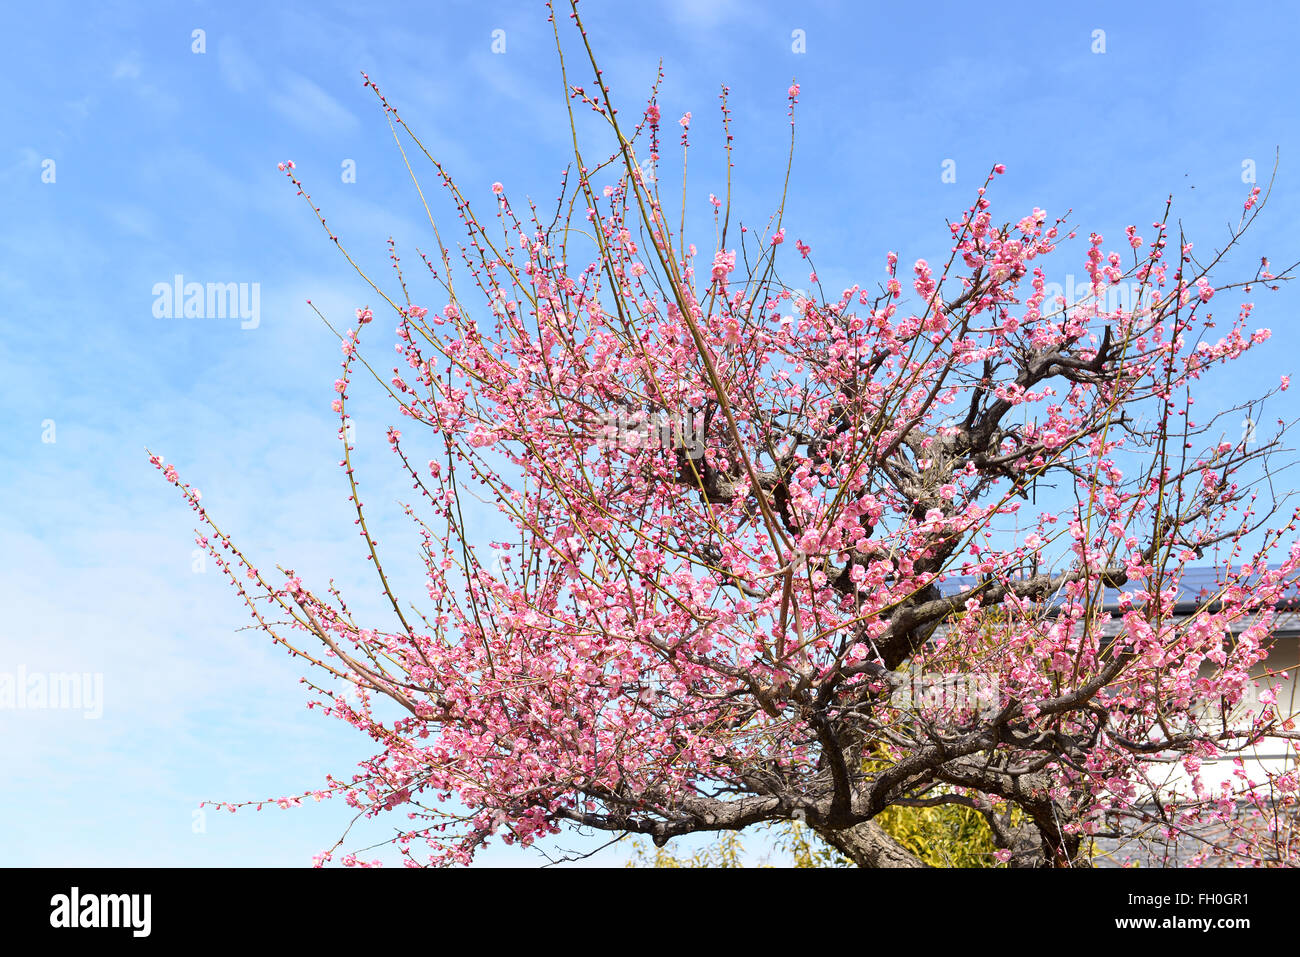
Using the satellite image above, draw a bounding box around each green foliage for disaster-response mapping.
[625,830,749,868]
[624,806,1006,868]
[874,801,1004,868]
[626,806,1003,868]
[767,821,854,868]
[626,823,854,867]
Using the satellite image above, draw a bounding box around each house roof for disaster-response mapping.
[931,565,1300,634]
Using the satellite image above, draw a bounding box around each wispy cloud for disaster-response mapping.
[112,54,142,81]
[102,203,158,241]
[665,0,748,29]
[267,71,359,135]
[0,147,43,183]
[109,50,178,112]
[217,36,263,94]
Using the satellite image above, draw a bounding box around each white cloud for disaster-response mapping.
[218,37,263,94]
[268,71,359,135]
[666,0,747,29]
[102,203,157,240]
[108,51,178,112]
[0,147,43,184]
[112,55,142,81]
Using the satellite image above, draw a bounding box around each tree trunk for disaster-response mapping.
[813,821,929,868]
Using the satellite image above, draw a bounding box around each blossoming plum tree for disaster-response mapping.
[156,3,1300,867]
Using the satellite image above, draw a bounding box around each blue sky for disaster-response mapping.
[2,0,1298,866]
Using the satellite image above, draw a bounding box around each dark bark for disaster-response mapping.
[812,821,929,868]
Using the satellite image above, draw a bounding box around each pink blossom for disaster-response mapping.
[157,37,1300,870]
[711,248,736,285]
